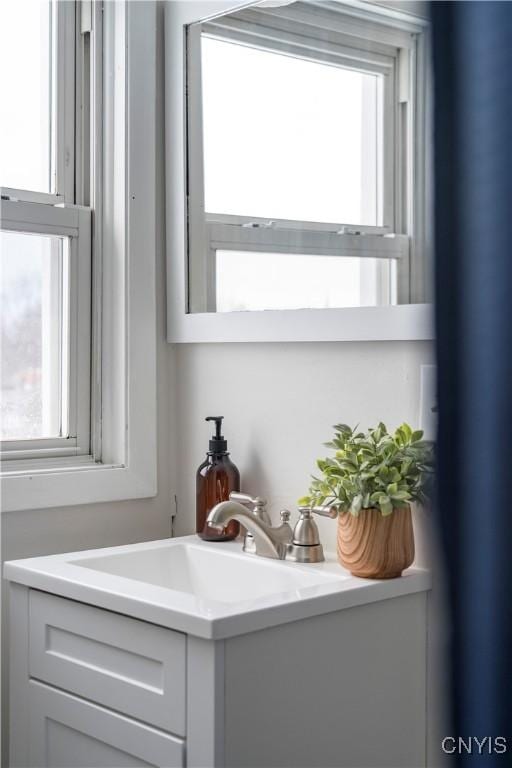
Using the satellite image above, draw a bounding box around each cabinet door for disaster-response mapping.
[29,590,186,735]
[28,681,185,768]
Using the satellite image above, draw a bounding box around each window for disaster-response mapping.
[215,251,395,312]
[1,231,69,440]
[2,1,158,511]
[0,1,52,194]
[0,0,92,461]
[201,36,384,227]
[186,4,417,313]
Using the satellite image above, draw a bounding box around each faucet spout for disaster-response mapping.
[207,501,292,559]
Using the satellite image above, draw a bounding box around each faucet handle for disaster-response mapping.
[283,505,337,564]
[279,509,291,523]
[291,504,338,546]
[310,504,339,519]
[293,507,320,546]
[229,491,271,526]
[229,491,267,510]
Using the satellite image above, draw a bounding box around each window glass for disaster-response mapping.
[215,250,392,312]
[201,36,382,225]
[1,231,67,440]
[0,0,52,192]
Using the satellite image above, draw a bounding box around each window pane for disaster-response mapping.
[1,231,67,440]
[215,251,394,312]
[201,36,381,225]
[0,0,52,193]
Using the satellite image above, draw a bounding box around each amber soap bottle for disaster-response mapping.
[196,416,240,541]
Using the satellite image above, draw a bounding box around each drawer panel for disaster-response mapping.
[28,680,184,768]
[29,590,186,736]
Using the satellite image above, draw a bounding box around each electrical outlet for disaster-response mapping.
[419,364,437,440]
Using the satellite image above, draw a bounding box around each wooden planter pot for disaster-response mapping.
[337,506,414,579]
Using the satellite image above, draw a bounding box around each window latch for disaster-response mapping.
[242,220,275,229]
[336,227,365,235]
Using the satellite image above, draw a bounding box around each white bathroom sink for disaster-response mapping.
[3,535,430,638]
[76,541,344,603]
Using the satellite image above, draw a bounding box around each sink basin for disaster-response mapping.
[3,535,430,639]
[76,542,343,604]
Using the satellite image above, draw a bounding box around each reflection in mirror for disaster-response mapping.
[186,1,430,314]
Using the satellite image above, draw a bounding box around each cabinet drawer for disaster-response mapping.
[29,590,186,736]
[28,680,184,768]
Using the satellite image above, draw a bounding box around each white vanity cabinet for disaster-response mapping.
[8,578,428,768]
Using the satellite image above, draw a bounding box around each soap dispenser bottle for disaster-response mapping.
[196,416,240,541]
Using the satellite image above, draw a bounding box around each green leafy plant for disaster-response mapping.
[299,422,435,517]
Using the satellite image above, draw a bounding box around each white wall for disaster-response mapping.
[173,340,435,565]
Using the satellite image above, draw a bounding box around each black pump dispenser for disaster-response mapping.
[206,416,228,454]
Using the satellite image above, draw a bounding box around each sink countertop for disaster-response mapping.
[3,535,431,639]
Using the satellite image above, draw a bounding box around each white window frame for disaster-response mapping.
[0,201,91,461]
[0,0,76,206]
[1,0,91,462]
[1,0,157,511]
[187,11,406,312]
[166,0,433,342]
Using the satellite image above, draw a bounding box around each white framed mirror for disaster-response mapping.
[165,1,433,342]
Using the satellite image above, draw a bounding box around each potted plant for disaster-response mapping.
[299,423,434,579]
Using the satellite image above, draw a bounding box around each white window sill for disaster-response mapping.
[168,303,434,343]
[0,460,157,513]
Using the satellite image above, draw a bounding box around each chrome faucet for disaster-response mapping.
[206,492,338,563]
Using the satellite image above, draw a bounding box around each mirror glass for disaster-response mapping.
[186,1,430,314]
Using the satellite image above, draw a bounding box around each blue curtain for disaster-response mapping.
[432,1,512,762]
